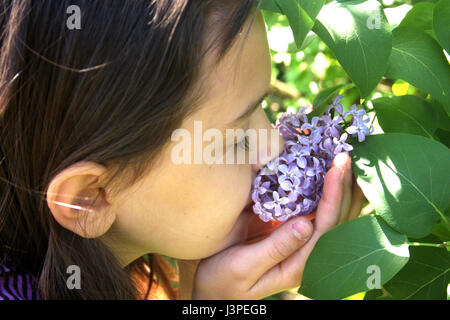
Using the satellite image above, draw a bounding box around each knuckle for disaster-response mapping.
[268,239,292,262]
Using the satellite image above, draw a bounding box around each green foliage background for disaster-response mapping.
[256,0,450,300]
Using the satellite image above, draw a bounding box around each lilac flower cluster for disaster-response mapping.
[251,95,372,222]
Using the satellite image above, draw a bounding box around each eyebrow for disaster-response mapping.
[227,89,270,127]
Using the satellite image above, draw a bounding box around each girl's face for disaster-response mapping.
[104,10,284,264]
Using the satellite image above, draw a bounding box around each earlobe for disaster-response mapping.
[45,161,115,238]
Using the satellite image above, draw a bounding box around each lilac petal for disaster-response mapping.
[259,212,272,222]
[252,190,259,203]
[274,205,282,215]
[285,153,296,163]
[280,180,293,191]
[328,126,340,138]
[334,104,343,114]
[253,202,263,214]
[272,191,280,201]
[298,136,310,145]
[288,191,298,202]
[312,132,322,144]
[343,143,353,152]
[357,130,365,142]
[301,123,312,131]
[297,157,307,168]
[263,202,276,210]
[278,175,288,184]
[346,126,358,135]
[278,164,288,174]
[333,95,343,104]
[291,176,301,187]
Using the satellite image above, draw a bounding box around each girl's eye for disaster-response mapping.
[236,135,250,151]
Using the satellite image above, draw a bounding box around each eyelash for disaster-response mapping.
[236,135,250,151]
[234,95,268,152]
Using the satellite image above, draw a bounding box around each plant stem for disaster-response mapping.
[407,241,447,248]
[369,111,377,132]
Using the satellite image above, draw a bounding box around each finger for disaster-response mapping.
[247,231,322,298]
[249,154,349,298]
[233,216,313,283]
[348,177,366,219]
[245,212,316,245]
[337,154,353,224]
[313,155,345,235]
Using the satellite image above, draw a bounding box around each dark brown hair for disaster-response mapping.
[0,0,259,299]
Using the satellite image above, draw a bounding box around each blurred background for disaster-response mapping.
[261,0,438,133]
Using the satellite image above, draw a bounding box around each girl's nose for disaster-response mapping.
[252,109,285,173]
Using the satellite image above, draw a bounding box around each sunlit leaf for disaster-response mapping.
[433,0,450,53]
[274,0,325,50]
[385,27,450,114]
[312,0,392,98]
[299,215,409,300]
[399,2,435,39]
[256,0,281,13]
[365,235,449,300]
[372,95,439,139]
[352,133,450,238]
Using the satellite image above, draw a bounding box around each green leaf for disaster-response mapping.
[429,100,450,131]
[298,31,317,50]
[432,219,450,242]
[399,2,435,39]
[411,0,438,4]
[312,0,392,98]
[372,95,439,139]
[385,27,450,114]
[433,0,450,53]
[257,0,282,13]
[274,0,325,50]
[434,129,450,148]
[352,133,450,238]
[309,83,351,119]
[366,235,449,300]
[299,215,409,300]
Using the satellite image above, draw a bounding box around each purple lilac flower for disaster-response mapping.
[251,95,371,222]
[333,133,353,154]
[321,115,343,138]
[346,121,370,142]
[326,95,344,114]
[345,106,373,142]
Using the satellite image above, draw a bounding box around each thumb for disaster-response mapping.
[237,216,313,283]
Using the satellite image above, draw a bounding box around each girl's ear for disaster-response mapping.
[46,161,116,238]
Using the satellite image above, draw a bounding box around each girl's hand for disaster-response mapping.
[181,152,365,299]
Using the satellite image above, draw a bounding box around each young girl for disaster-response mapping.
[0,0,365,299]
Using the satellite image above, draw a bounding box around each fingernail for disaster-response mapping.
[333,153,348,182]
[334,152,348,169]
[291,221,311,241]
